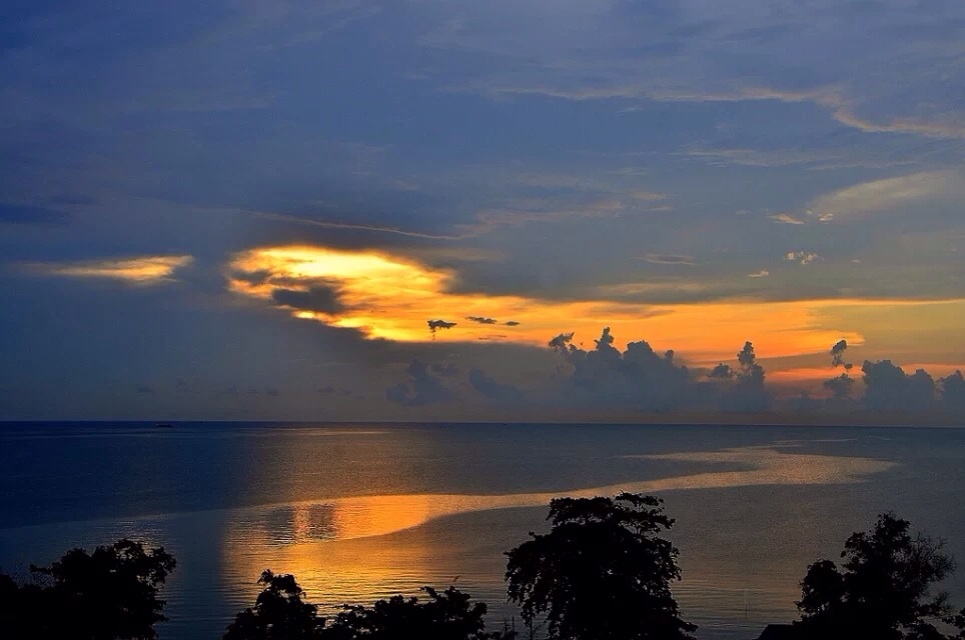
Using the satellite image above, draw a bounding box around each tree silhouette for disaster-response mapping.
[223,574,513,640]
[223,570,324,640]
[0,539,175,640]
[505,492,696,640]
[320,585,513,640]
[796,512,957,640]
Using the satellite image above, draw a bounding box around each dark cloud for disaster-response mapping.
[466,316,498,324]
[548,332,575,350]
[431,362,460,377]
[548,327,691,411]
[230,269,272,286]
[725,342,769,411]
[427,319,457,333]
[546,328,773,412]
[385,360,455,406]
[504,320,521,326]
[271,286,343,314]
[940,371,965,410]
[135,384,154,394]
[0,204,68,225]
[823,373,855,400]
[830,339,853,369]
[709,363,734,379]
[822,340,856,405]
[861,360,935,411]
[468,368,523,402]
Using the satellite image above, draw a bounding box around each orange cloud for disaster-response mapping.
[31,255,193,284]
[225,245,908,373]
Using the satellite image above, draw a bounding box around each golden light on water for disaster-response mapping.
[219,446,895,607]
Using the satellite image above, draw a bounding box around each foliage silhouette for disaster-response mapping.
[320,585,514,640]
[0,538,175,640]
[796,512,958,640]
[223,573,514,640]
[505,492,696,640]
[223,570,325,640]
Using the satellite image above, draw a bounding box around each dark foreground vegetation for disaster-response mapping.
[2,494,965,640]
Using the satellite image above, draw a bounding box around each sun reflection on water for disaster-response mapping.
[219,446,895,611]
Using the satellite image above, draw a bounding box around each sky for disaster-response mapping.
[0,0,963,421]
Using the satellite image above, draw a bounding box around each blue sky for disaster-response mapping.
[1,0,963,420]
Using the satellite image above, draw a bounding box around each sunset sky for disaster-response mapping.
[1,1,963,420]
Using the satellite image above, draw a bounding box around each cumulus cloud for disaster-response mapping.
[29,255,193,284]
[550,327,691,411]
[823,373,855,400]
[785,251,820,265]
[822,339,856,403]
[548,332,575,351]
[372,323,960,419]
[728,342,769,412]
[830,339,853,369]
[468,368,523,402]
[431,362,460,377]
[861,360,935,411]
[544,327,770,413]
[941,371,965,410]
[385,360,455,406]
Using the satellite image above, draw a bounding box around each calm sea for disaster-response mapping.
[1,422,964,639]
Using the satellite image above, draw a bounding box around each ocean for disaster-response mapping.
[1,422,963,639]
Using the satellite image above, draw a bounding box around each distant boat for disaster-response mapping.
[155,423,174,428]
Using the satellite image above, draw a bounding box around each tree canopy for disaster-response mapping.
[505,492,696,640]
[223,570,324,640]
[796,512,958,640]
[0,538,175,640]
[222,573,513,640]
[321,585,511,640]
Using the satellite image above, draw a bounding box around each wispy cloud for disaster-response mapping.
[811,171,960,220]
[769,213,806,225]
[680,147,916,171]
[640,254,696,265]
[247,210,476,240]
[747,270,770,278]
[497,82,965,141]
[29,255,193,284]
[832,108,965,141]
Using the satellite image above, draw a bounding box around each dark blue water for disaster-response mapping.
[1,422,964,639]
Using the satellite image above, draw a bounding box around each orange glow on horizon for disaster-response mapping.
[226,245,965,377]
